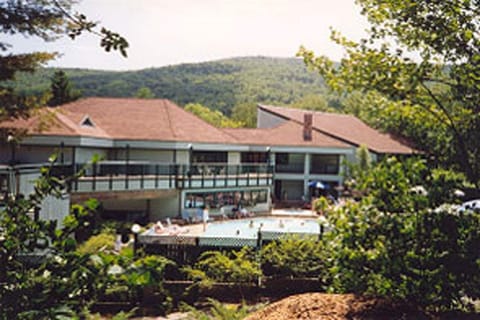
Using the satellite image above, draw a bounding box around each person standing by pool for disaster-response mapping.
[202,206,209,231]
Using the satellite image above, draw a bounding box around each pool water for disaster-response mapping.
[202,217,320,239]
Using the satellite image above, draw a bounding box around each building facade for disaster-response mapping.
[0,98,415,223]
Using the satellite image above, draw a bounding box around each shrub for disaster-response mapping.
[76,232,116,255]
[188,247,261,284]
[181,298,250,320]
[312,196,330,215]
[260,236,327,279]
[325,200,480,310]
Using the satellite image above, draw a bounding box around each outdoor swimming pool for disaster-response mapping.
[140,216,327,248]
[198,217,322,247]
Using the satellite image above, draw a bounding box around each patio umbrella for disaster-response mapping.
[308,181,327,189]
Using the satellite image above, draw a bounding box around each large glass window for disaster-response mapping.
[275,153,304,173]
[184,189,268,209]
[241,152,267,163]
[192,151,227,163]
[310,154,339,174]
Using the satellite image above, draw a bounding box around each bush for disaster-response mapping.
[76,232,116,255]
[325,200,480,310]
[185,247,261,287]
[181,298,250,320]
[260,236,327,280]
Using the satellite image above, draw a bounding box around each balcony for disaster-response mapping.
[274,163,304,174]
[2,162,274,195]
[310,164,339,175]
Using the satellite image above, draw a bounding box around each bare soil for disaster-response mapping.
[244,293,450,320]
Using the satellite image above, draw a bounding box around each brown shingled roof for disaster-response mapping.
[258,104,415,154]
[224,121,350,148]
[1,98,235,143]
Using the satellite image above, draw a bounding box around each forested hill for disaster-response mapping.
[13,56,327,115]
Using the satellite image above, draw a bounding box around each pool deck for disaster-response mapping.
[271,208,317,218]
[139,210,322,246]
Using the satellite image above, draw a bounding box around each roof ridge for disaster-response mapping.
[54,108,111,138]
[258,104,358,147]
[49,109,80,133]
[163,101,177,139]
[259,103,354,118]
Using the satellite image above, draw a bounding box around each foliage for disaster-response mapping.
[324,201,480,310]
[298,0,480,187]
[76,232,116,255]
[11,57,327,116]
[48,70,81,106]
[135,86,155,99]
[348,156,428,213]
[312,196,331,215]
[355,144,372,172]
[0,157,175,318]
[185,103,244,128]
[181,298,250,320]
[231,102,257,128]
[90,251,174,313]
[348,153,466,211]
[288,94,336,112]
[425,168,467,208]
[260,236,327,279]
[0,159,102,318]
[0,0,127,120]
[187,247,261,284]
[85,308,137,320]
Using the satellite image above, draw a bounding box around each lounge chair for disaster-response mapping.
[181,209,191,223]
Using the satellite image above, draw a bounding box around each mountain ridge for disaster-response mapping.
[12,56,328,115]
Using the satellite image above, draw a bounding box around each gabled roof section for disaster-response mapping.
[258,104,415,154]
[1,98,236,143]
[223,121,350,148]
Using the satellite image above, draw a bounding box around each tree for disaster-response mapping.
[289,94,334,112]
[185,103,244,128]
[298,0,480,186]
[135,86,155,99]
[48,70,81,106]
[231,102,257,128]
[1,0,128,120]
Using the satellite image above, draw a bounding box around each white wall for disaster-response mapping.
[0,145,73,164]
[75,147,108,163]
[228,152,241,165]
[40,195,71,227]
[149,193,180,220]
[257,108,287,128]
[176,150,189,164]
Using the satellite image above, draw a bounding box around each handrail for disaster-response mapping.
[2,162,274,193]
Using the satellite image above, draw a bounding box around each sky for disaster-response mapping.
[8,0,369,71]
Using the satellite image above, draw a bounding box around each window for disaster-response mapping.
[80,115,95,127]
[241,152,267,163]
[192,151,227,163]
[184,189,269,209]
[310,154,339,174]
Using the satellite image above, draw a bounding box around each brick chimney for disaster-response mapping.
[303,113,313,141]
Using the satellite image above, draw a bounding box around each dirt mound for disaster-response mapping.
[244,293,426,320]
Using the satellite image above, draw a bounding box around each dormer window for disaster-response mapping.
[80,115,95,127]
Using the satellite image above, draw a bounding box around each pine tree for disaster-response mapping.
[48,70,81,106]
[0,0,128,120]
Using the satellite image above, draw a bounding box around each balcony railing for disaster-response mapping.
[2,162,274,194]
[274,163,304,174]
[310,164,339,175]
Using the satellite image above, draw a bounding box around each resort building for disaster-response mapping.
[0,98,415,223]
